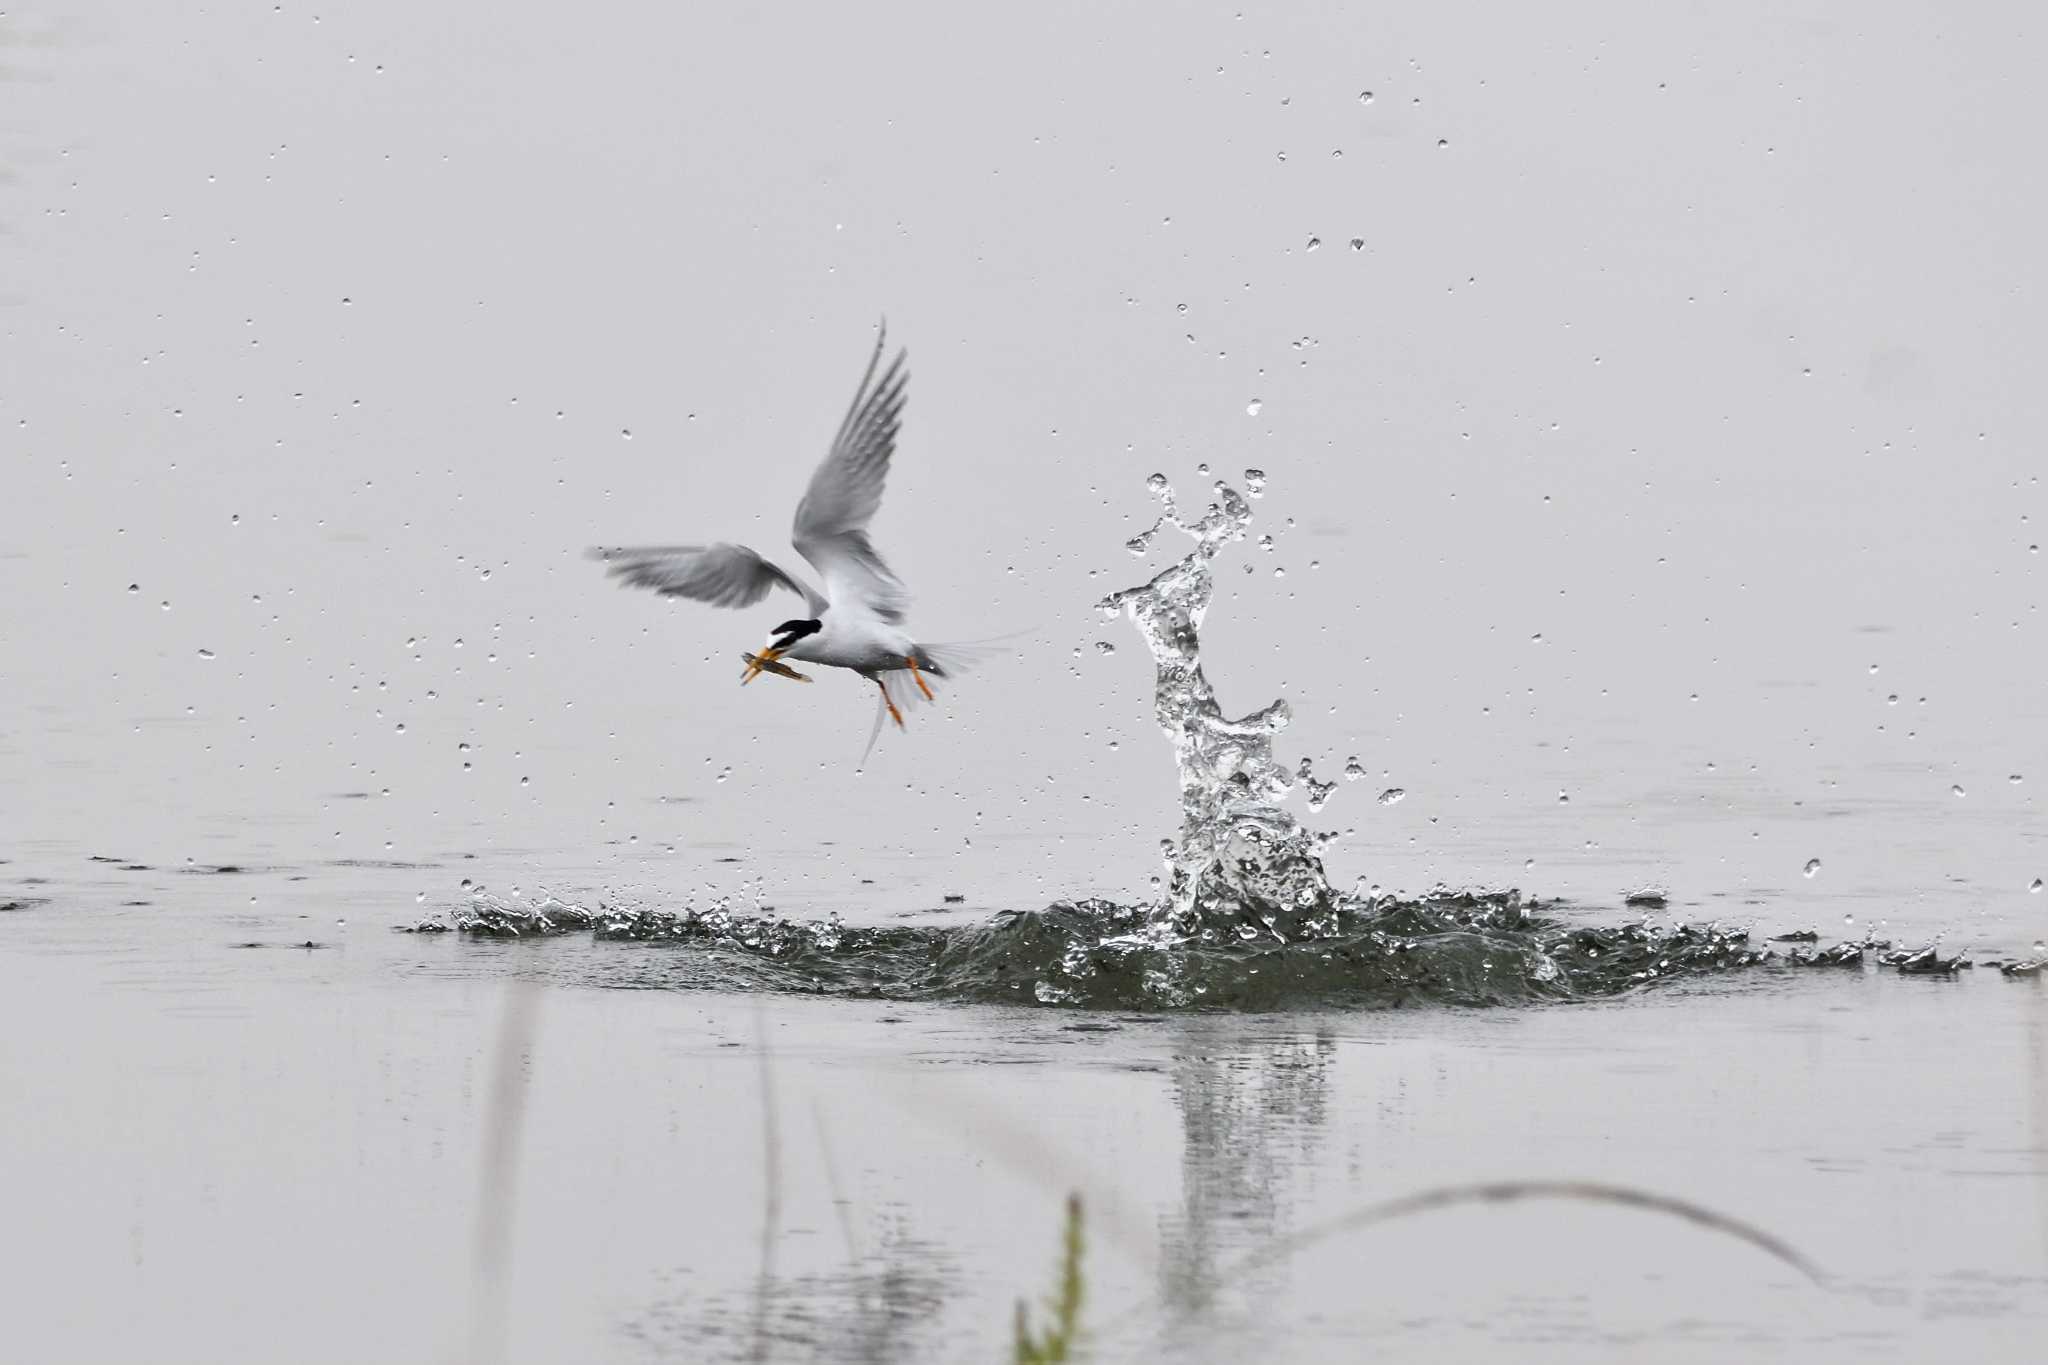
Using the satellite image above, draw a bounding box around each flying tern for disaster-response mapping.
[589,325,986,754]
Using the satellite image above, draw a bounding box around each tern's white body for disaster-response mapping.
[782,614,920,676]
[589,324,988,755]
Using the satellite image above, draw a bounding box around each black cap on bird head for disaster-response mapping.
[769,618,822,650]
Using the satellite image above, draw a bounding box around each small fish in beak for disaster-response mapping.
[740,651,811,684]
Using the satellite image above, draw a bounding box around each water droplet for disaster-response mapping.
[1436,138,1449,149]
[1804,858,1821,878]
[2009,774,2023,784]
[1245,399,1263,416]
[1556,790,1570,803]
[1358,90,1374,104]
[620,429,632,440]
[1348,238,1365,251]
[1305,236,1321,251]
[1952,784,1965,798]
[1378,787,1405,806]
[1146,472,1168,492]
[196,648,215,660]
[1343,757,1365,781]
[1243,468,1267,495]
[1093,640,1116,655]
[2031,878,2043,894]
[126,583,139,593]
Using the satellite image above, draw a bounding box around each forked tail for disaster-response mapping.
[912,638,1011,678]
[856,636,1023,768]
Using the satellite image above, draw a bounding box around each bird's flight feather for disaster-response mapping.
[589,323,908,629]
[792,327,911,625]
[586,542,823,614]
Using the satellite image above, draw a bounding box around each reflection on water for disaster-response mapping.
[3,883,2044,1363]
[618,1021,1349,1362]
[1158,1023,1337,1340]
[629,1208,957,1364]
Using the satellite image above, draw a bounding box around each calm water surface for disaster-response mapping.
[5,830,2046,1364]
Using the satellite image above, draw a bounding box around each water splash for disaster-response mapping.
[446,471,1899,1009]
[1091,473,1340,944]
[450,883,1786,1008]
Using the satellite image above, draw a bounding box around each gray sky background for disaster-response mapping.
[4,1,2043,941]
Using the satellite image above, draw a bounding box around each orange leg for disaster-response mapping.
[905,655,935,701]
[741,645,783,684]
[875,677,905,729]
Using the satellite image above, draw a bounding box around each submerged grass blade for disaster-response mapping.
[749,1005,783,1365]
[1013,1194,1085,1363]
[1231,1179,1825,1285]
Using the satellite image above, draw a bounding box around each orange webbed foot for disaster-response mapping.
[905,656,935,701]
[875,677,905,729]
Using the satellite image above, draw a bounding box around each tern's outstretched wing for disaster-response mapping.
[792,325,911,624]
[587,543,824,614]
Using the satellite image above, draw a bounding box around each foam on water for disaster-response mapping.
[448,473,2000,1007]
